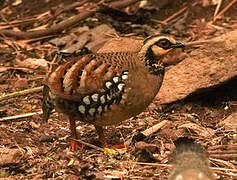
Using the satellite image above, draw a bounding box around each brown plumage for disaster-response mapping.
[169,138,214,180]
[42,35,185,150]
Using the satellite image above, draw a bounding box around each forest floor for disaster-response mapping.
[0,0,237,179]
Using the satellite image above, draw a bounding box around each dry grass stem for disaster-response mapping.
[0,111,43,122]
[213,0,237,22]
[0,86,43,101]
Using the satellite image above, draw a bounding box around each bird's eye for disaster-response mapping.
[156,39,171,49]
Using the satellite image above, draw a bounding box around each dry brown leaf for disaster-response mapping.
[178,123,215,137]
[219,112,237,130]
[15,58,48,70]
[50,24,116,53]
[0,66,10,73]
[0,148,23,166]
[50,26,90,53]
[11,78,28,89]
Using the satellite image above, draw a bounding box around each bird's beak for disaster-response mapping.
[171,41,185,49]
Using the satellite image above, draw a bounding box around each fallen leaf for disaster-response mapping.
[135,141,158,153]
[11,78,28,89]
[50,26,90,53]
[178,123,215,137]
[219,112,237,130]
[15,58,48,70]
[0,66,10,73]
[0,148,22,166]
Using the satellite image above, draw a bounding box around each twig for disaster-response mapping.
[209,154,237,160]
[0,86,43,101]
[142,120,169,136]
[161,2,198,24]
[161,6,188,24]
[0,17,38,28]
[184,39,222,47]
[213,0,237,22]
[125,120,169,145]
[0,0,142,39]
[208,150,237,154]
[134,162,237,173]
[213,0,222,18]
[134,162,172,167]
[0,11,94,39]
[214,170,237,177]
[210,158,236,169]
[211,167,237,173]
[0,11,51,29]
[71,138,104,152]
[208,144,237,150]
[54,1,88,17]
[0,111,43,122]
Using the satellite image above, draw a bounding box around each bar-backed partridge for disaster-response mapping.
[169,138,214,180]
[42,35,185,150]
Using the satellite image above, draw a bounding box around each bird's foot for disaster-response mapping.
[70,140,84,151]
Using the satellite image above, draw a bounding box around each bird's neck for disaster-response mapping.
[138,48,165,76]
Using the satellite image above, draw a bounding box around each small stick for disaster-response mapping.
[125,120,169,145]
[213,0,223,18]
[134,162,237,173]
[209,154,237,160]
[0,86,43,101]
[161,6,188,24]
[134,162,172,168]
[213,0,237,22]
[0,111,43,122]
[71,138,104,152]
[208,150,237,154]
[210,158,236,169]
[161,2,198,24]
[142,120,169,136]
[211,167,237,173]
[184,39,221,47]
[208,144,237,150]
[214,170,237,177]
[0,0,142,39]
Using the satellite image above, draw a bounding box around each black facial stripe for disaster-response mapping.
[144,46,165,75]
[145,47,156,66]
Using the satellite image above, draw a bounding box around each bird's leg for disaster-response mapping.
[69,115,84,151]
[94,125,132,150]
[94,125,108,147]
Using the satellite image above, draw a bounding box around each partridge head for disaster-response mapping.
[42,35,185,150]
